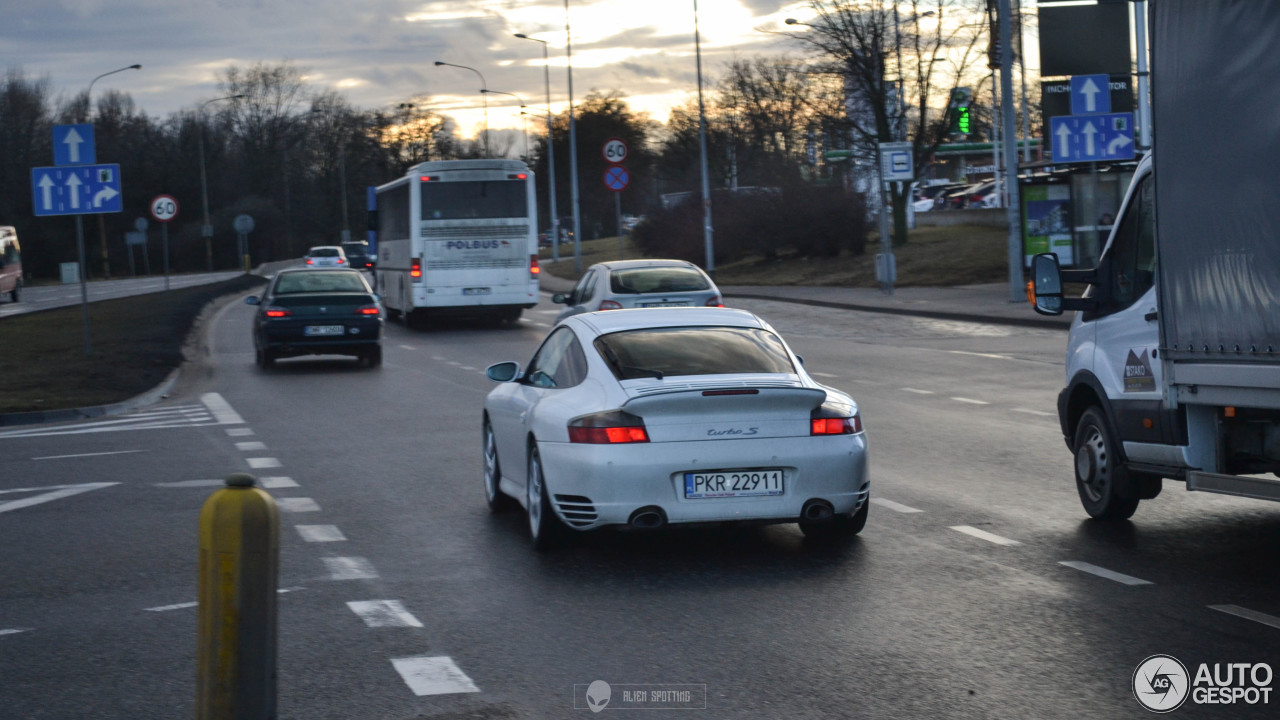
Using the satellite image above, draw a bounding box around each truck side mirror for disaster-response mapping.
[1030,253,1063,315]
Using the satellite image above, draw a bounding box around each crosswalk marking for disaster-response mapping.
[296,525,346,542]
[324,556,378,580]
[0,394,246,439]
[392,656,479,696]
[278,498,321,513]
[348,600,423,628]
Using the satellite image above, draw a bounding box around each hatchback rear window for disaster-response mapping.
[310,247,340,257]
[274,272,368,294]
[594,326,794,380]
[610,267,710,294]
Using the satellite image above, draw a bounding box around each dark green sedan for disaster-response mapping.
[246,268,384,368]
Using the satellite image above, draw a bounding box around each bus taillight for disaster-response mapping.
[411,258,422,279]
[530,255,540,277]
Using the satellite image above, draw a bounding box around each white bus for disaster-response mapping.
[373,159,540,325]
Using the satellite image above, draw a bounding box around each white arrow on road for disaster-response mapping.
[1107,134,1133,154]
[0,482,119,514]
[65,173,82,209]
[1081,121,1098,157]
[37,174,55,210]
[94,186,119,208]
[63,126,84,162]
[1080,78,1101,113]
[1055,124,1072,157]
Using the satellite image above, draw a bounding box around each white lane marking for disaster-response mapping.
[0,482,119,514]
[225,428,255,437]
[391,655,480,696]
[296,525,346,542]
[1014,408,1055,417]
[1209,605,1280,631]
[948,350,1015,361]
[431,356,445,361]
[950,525,1021,546]
[201,392,245,424]
[533,309,559,315]
[848,378,876,385]
[460,366,476,371]
[32,449,145,460]
[260,476,298,489]
[235,441,267,451]
[145,601,199,612]
[0,628,31,636]
[348,600,424,628]
[531,321,551,328]
[951,397,991,405]
[1059,561,1153,586]
[810,372,839,378]
[324,556,379,580]
[247,457,282,469]
[277,497,321,513]
[446,361,461,366]
[154,479,224,488]
[871,498,923,514]
[901,388,934,395]
[400,344,416,350]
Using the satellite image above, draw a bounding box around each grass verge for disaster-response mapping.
[541,224,1012,287]
[0,275,265,414]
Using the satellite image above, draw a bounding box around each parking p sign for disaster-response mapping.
[878,142,914,181]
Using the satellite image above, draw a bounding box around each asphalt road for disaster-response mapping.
[1,293,1278,718]
[0,271,244,319]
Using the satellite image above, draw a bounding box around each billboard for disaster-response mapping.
[1037,2,1132,77]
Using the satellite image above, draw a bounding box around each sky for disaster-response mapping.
[2,0,824,139]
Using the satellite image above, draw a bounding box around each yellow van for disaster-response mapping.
[0,226,21,302]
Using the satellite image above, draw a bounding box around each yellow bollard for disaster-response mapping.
[197,473,280,720]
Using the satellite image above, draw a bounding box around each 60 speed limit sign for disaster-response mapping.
[602,137,628,164]
[150,194,179,223]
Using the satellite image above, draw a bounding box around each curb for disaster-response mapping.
[0,368,181,428]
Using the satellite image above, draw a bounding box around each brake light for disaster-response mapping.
[810,401,862,435]
[598,300,623,310]
[306,258,314,265]
[705,296,723,307]
[530,255,540,277]
[568,410,649,444]
[410,258,422,279]
[337,257,345,264]
[355,304,380,316]
[264,307,292,318]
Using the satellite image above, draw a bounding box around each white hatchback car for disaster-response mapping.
[304,245,348,268]
[482,307,869,549]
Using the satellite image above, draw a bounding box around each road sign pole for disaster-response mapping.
[615,192,623,260]
[74,215,92,355]
[162,223,170,291]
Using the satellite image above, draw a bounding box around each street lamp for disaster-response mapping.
[434,61,489,157]
[84,63,141,283]
[563,0,584,272]
[85,64,141,118]
[198,94,245,270]
[514,32,562,263]
[480,89,529,160]
[695,0,715,275]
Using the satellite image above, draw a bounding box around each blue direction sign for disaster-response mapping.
[31,164,123,216]
[1069,74,1111,115]
[1050,113,1135,163]
[52,124,96,166]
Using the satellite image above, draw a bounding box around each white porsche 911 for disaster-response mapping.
[482,307,869,549]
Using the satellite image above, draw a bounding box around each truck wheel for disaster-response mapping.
[1073,407,1139,520]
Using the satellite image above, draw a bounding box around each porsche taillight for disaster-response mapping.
[568,410,649,444]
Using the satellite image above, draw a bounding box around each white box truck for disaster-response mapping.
[1031,0,1280,518]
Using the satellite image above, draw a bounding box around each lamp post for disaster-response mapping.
[198,94,245,270]
[514,32,562,264]
[312,107,361,243]
[480,89,529,160]
[694,0,715,275]
[434,61,490,157]
[84,64,141,282]
[564,0,584,272]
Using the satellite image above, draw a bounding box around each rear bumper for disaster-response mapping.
[535,434,869,530]
[258,319,383,356]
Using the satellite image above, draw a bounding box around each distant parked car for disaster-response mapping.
[341,241,374,270]
[245,267,383,368]
[552,259,722,324]
[0,226,21,302]
[304,245,348,268]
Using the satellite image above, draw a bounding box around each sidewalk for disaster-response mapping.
[539,274,1071,331]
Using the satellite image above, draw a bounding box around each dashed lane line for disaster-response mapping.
[278,497,321,513]
[951,397,991,405]
[246,457,282,469]
[870,498,923,514]
[154,479,224,488]
[260,476,298,489]
[810,372,839,378]
[324,556,379,580]
[1013,408,1055,417]
[392,655,480,696]
[400,345,416,350]
[296,525,347,542]
[235,441,267,451]
[348,600,424,628]
[0,628,31,637]
[1209,605,1280,631]
[947,350,1015,361]
[32,449,145,460]
[901,388,934,395]
[950,525,1021,546]
[1059,561,1153,586]
[200,392,245,424]
[225,428,255,437]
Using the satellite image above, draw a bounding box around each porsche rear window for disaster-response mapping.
[594,326,794,379]
[610,267,710,294]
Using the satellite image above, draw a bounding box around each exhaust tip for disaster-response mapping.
[801,499,835,522]
[628,506,667,529]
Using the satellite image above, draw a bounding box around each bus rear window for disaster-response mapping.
[421,180,528,220]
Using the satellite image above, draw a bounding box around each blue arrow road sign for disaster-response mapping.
[31,164,124,216]
[52,124,96,166]
[1069,75,1111,115]
[1050,113,1135,163]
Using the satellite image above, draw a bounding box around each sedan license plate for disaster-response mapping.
[684,469,784,499]
[304,325,344,336]
[463,287,492,296]
[641,301,691,308]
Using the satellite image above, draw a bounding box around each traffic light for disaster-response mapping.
[949,87,972,136]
